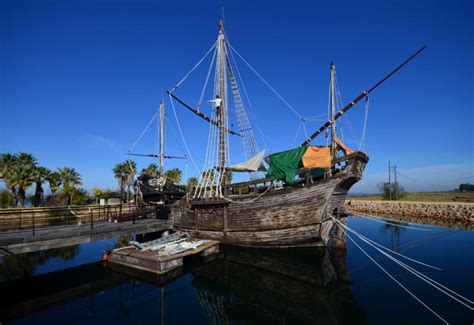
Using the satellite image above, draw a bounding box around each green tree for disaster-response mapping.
[32,166,50,207]
[71,188,90,205]
[164,168,182,185]
[0,189,15,208]
[8,164,35,207]
[187,176,198,190]
[0,153,18,204]
[378,182,407,201]
[124,160,137,201]
[141,163,159,177]
[58,167,82,205]
[113,162,129,203]
[92,187,104,204]
[47,171,62,197]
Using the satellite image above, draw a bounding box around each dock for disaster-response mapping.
[109,239,220,274]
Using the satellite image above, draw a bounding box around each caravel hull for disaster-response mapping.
[172,154,368,248]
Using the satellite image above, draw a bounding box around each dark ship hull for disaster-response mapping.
[172,152,368,248]
[137,174,186,204]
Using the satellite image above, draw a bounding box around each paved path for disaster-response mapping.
[0,218,172,255]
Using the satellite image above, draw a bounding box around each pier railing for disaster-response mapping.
[0,204,166,235]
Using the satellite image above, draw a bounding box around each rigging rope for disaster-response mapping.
[129,111,158,152]
[168,94,200,174]
[170,41,217,92]
[227,42,303,120]
[226,40,268,151]
[359,96,370,151]
[197,45,218,109]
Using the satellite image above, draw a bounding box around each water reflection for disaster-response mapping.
[0,245,79,281]
[192,246,368,324]
[379,220,407,251]
[0,246,368,324]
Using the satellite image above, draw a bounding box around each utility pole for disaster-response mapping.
[394,164,398,200]
[388,161,392,200]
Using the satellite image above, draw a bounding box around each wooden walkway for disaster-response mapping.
[0,218,172,255]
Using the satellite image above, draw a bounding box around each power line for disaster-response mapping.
[396,171,474,184]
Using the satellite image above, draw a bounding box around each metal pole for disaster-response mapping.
[90,208,93,229]
[32,211,35,236]
[388,160,392,200]
[394,164,398,200]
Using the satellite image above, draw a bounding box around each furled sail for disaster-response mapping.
[226,150,267,172]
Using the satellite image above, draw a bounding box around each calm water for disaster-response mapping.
[0,216,473,324]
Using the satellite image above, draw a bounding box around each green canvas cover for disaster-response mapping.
[266,146,309,185]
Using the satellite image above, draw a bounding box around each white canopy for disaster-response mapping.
[226,150,267,172]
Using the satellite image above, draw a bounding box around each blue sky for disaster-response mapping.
[1,0,473,193]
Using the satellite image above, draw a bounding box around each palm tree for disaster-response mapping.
[164,168,182,185]
[8,164,35,207]
[0,153,18,204]
[187,177,198,190]
[47,171,62,197]
[141,163,159,177]
[58,167,82,205]
[92,187,104,205]
[113,162,129,203]
[32,166,50,207]
[17,152,37,166]
[124,160,137,201]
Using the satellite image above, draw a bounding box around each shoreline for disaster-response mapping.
[345,199,474,229]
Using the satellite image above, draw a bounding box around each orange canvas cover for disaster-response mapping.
[301,146,332,169]
[334,136,355,155]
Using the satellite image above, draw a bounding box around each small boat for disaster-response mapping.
[167,19,425,248]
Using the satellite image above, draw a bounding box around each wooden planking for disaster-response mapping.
[172,155,367,247]
[109,240,220,274]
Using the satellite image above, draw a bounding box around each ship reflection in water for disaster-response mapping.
[0,245,367,324]
[191,246,368,324]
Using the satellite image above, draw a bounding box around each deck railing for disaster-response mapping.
[0,203,166,235]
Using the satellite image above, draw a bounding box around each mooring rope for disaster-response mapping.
[344,232,449,324]
[331,216,474,310]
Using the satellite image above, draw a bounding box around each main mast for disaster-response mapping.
[216,19,227,189]
[330,63,336,159]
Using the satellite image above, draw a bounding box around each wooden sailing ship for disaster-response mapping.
[128,100,186,204]
[168,19,425,248]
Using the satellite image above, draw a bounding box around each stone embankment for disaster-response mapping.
[345,200,474,228]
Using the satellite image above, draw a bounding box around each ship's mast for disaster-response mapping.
[159,99,164,176]
[216,19,227,188]
[330,62,337,159]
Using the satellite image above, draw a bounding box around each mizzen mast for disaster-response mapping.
[159,99,165,176]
